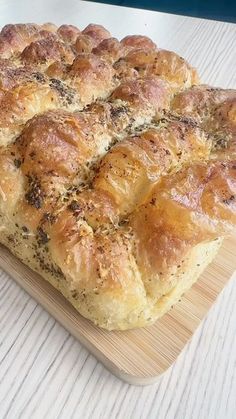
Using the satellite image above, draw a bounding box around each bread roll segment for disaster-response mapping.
[0,22,235,330]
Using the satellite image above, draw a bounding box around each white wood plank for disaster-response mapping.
[0,1,236,417]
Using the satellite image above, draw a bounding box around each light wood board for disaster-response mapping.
[0,235,235,385]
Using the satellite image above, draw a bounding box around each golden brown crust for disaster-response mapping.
[92,35,157,64]
[68,53,116,104]
[171,85,236,123]
[93,121,211,214]
[92,38,125,64]
[21,33,75,65]
[0,22,235,330]
[131,161,236,282]
[114,49,199,90]
[0,24,43,58]
[82,24,111,44]
[57,24,81,43]
[171,85,236,158]
[74,34,96,54]
[121,34,157,50]
[0,81,60,145]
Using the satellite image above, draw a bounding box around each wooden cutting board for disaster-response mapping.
[0,235,235,385]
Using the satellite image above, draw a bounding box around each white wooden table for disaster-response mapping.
[0,1,236,417]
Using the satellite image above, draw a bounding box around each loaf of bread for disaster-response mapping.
[0,23,235,330]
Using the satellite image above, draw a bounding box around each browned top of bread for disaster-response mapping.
[0,23,235,330]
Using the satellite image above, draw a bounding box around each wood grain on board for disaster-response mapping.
[0,234,235,384]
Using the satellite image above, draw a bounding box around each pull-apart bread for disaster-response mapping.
[0,23,235,330]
